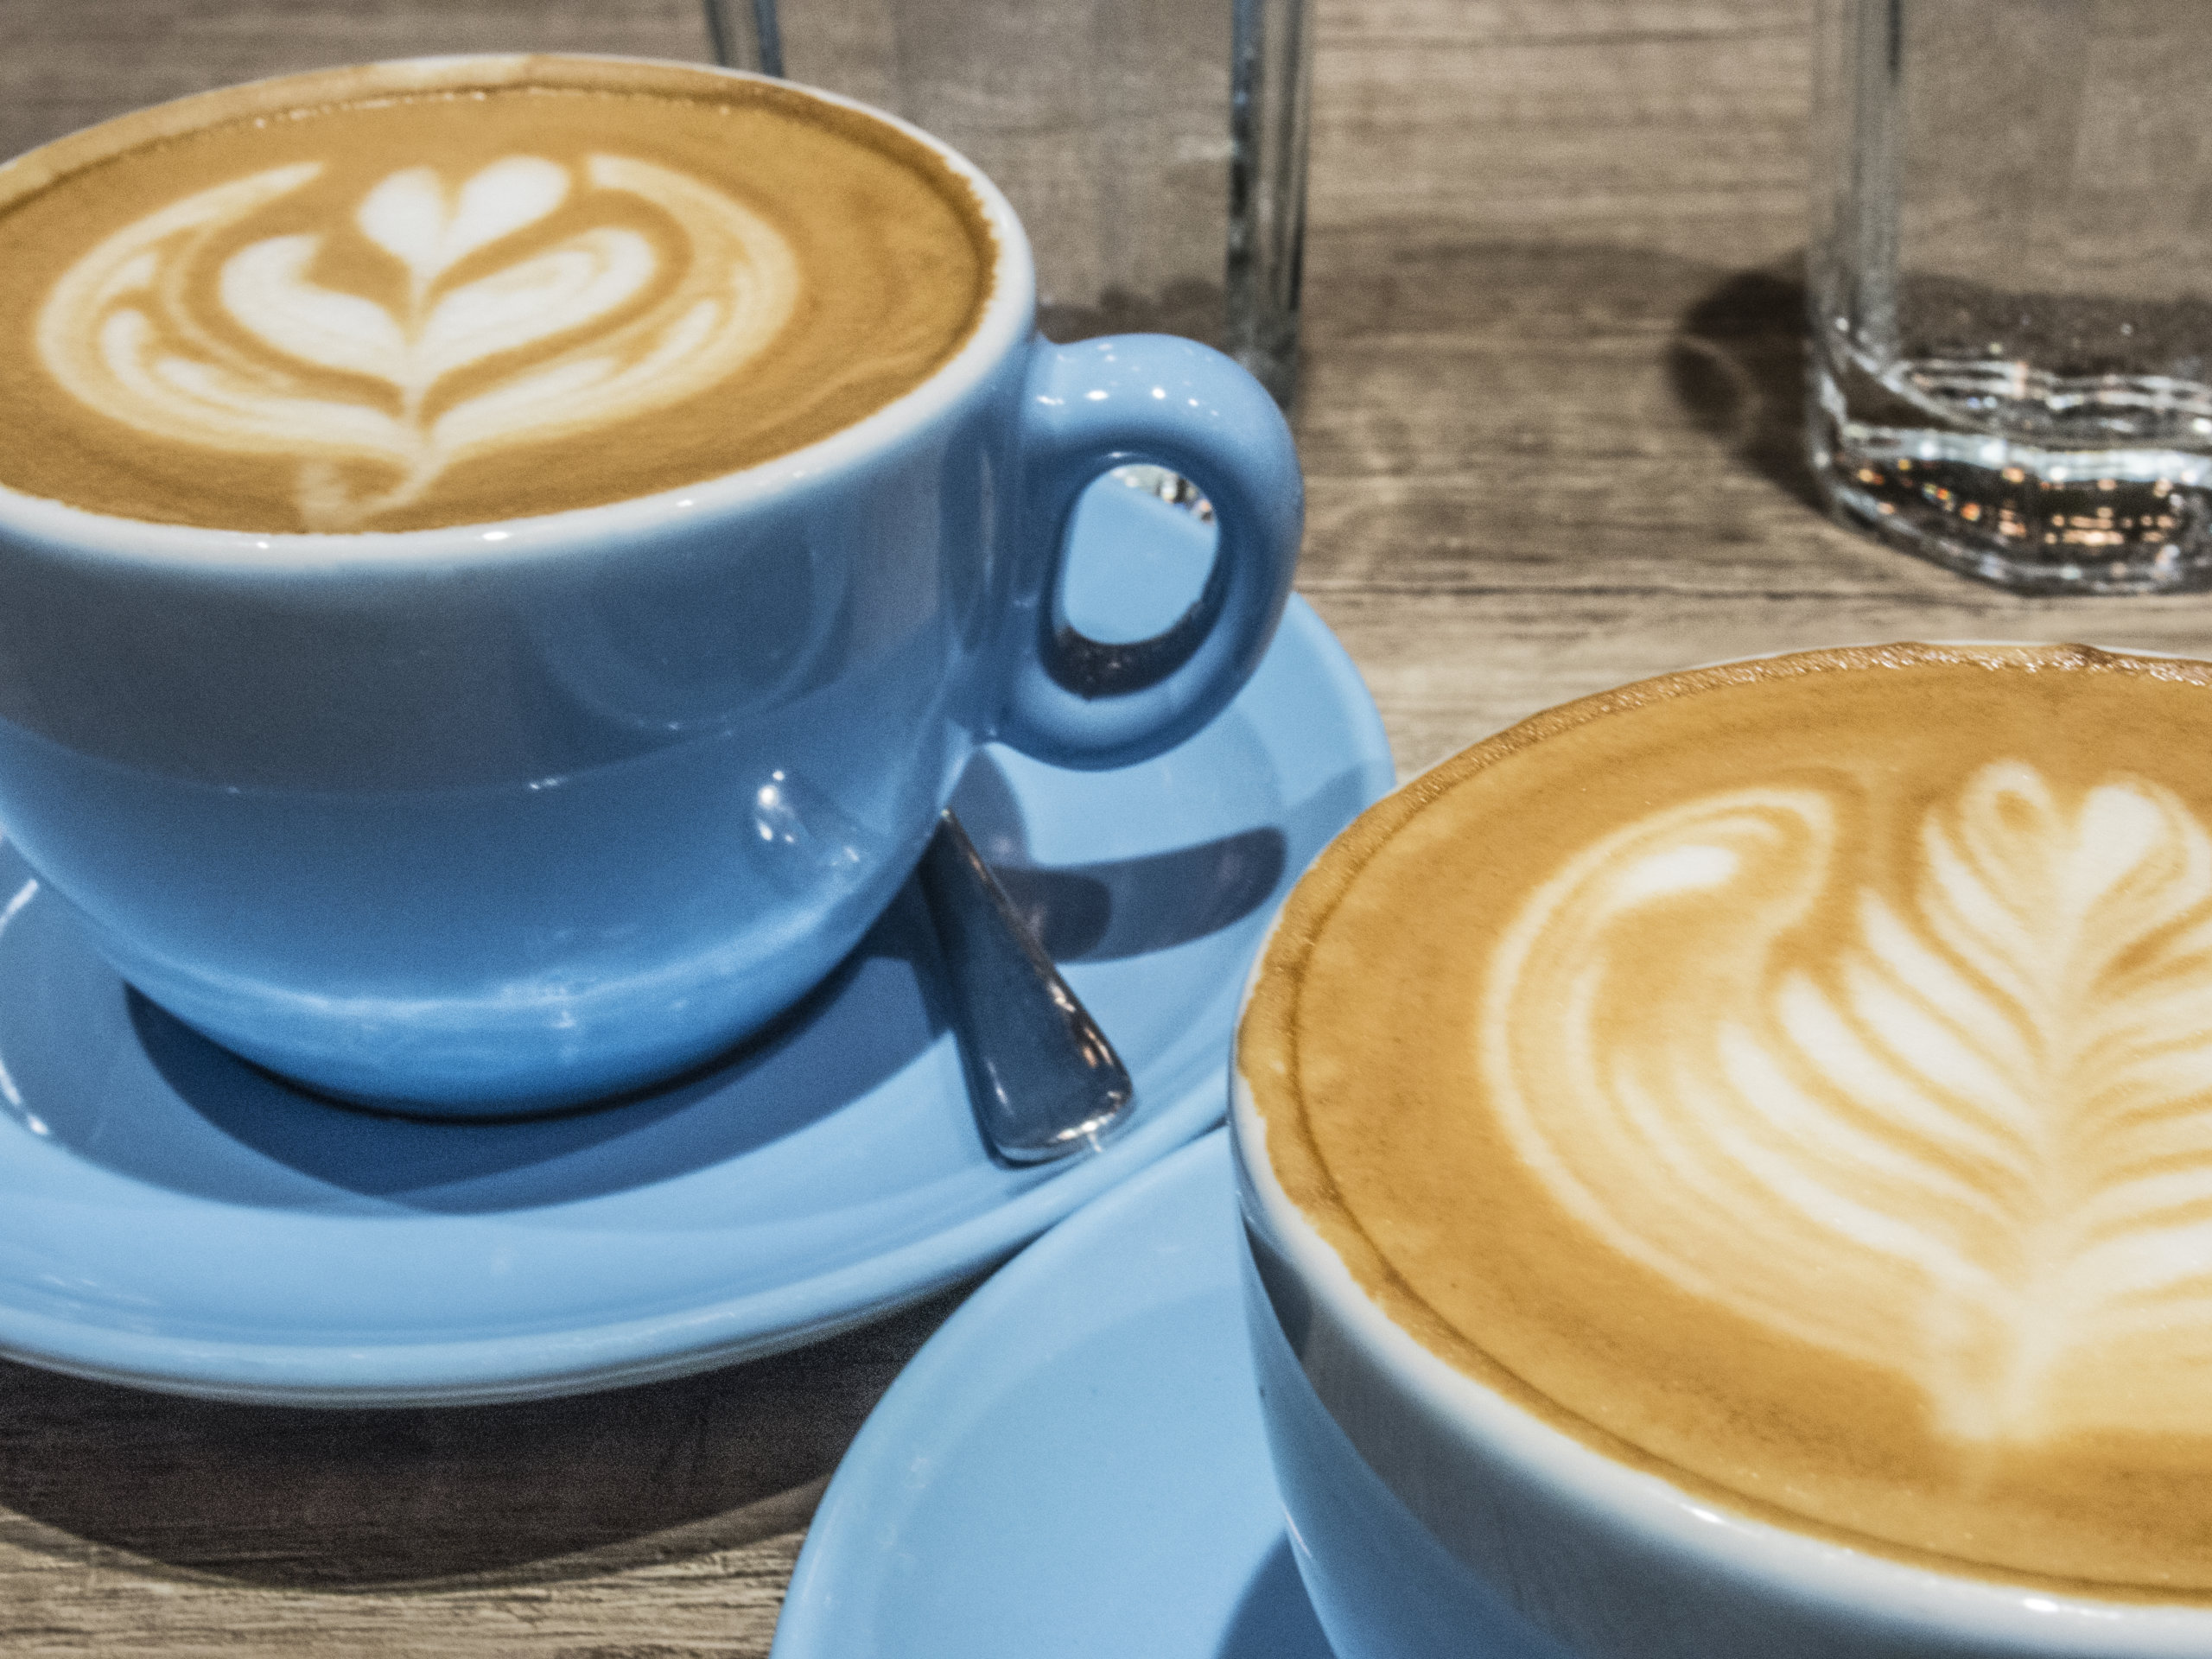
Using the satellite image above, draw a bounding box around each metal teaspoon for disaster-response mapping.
[699,16,1133,1160]
[918,810,1135,1164]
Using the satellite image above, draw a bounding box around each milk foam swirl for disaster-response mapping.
[35,154,799,530]
[1486,760,2212,1445]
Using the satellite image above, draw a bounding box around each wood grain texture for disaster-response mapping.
[0,1286,970,1656]
[7,0,2212,1651]
[1294,0,2212,779]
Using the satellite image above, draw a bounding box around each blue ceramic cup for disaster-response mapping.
[1231,863,2212,1659]
[0,60,1300,1116]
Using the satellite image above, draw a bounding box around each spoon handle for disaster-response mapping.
[918,809,1135,1164]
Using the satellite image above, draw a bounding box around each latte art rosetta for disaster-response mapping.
[1245,648,2212,1587]
[35,152,799,530]
[1487,760,2212,1446]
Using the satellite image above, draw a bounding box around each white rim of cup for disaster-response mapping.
[1229,640,2212,1656]
[0,54,1037,572]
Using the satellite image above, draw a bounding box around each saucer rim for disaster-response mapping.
[771,1128,1301,1658]
[0,596,1390,1406]
[0,1068,1226,1408]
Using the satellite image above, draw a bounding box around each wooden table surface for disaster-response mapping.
[8,1,2212,1653]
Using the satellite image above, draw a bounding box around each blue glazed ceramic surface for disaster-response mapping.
[0,65,1303,1115]
[773,1130,1335,1659]
[0,575,1389,1405]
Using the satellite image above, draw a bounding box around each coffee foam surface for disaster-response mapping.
[0,59,992,531]
[1241,644,2212,1598]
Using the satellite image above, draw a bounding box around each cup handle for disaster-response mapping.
[993,334,1302,771]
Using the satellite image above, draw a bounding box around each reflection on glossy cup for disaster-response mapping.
[0,56,1301,1116]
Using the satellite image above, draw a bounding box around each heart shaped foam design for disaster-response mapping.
[356,156,572,291]
[223,222,660,398]
[35,154,800,530]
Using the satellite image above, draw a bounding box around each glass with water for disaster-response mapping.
[704,0,1311,408]
[1812,0,2212,593]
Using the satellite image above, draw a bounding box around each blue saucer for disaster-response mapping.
[773,1129,1333,1658]
[0,480,1390,1403]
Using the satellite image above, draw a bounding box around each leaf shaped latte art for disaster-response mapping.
[35,154,801,530]
[1484,762,2212,1444]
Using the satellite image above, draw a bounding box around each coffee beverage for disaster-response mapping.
[1242,643,2212,1599]
[0,54,1303,1114]
[0,56,990,532]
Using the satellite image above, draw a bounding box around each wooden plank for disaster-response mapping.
[0,1,713,162]
[0,1287,968,1656]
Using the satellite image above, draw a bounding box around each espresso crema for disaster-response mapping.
[0,58,992,531]
[1242,644,2212,1597]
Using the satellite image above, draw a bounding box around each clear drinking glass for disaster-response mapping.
[702,0,1311,407]
[1810,0,2212,594]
